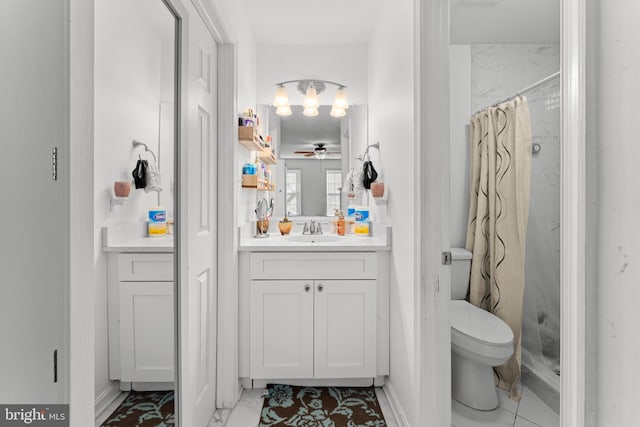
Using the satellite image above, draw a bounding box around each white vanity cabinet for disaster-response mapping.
[241,251,389,384]
[250,279,377,379]
[108,252,174,386]
[313,280,377,378]
[250,280,315,379]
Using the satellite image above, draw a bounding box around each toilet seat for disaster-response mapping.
[450,300,514,359]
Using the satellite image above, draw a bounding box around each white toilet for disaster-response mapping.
[450,248,514,410]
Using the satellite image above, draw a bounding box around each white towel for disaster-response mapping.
[144,160,162,193]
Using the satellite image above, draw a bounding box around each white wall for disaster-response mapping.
[449,45,471,247]
[94,0,172,399]
[586,1,640,424]
[469,45,560,113]
[256,44,368,106]
[368,0,417,424]
[213,0,258,226]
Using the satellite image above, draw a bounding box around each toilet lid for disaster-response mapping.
[450,300,513,346]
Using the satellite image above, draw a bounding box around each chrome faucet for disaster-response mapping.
[302,220,323,235]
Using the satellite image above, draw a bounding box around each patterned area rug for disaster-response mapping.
[101,391,174,427]
[259,384,387,427]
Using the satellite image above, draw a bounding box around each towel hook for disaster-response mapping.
[362,142,380,161]
[132,139,157,164]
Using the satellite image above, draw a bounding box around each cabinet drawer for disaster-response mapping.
[118,253,173,281]
[250,252,377,280]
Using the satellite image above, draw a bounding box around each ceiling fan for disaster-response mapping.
[293,143,340,158]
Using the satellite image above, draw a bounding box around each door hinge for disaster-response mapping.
[52,147,58,181]
[442,251,452,265]
[53,350,58,383]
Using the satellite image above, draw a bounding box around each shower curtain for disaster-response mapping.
[465,97,532,401]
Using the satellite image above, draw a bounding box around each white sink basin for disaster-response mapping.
[286,235,342,243]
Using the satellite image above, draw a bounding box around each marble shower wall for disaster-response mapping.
[470,44,561,373]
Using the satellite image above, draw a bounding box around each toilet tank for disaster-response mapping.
[450,248,472,300]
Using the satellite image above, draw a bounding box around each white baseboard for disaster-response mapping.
[383,382,410,427]
[94,382,126,425]
[245,378,375,389]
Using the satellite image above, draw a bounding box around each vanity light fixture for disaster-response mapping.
[273,84,289,108]
[276,105,292,116]
[330,107,346,117]
[273,79,349,117]
[303,107,319,117]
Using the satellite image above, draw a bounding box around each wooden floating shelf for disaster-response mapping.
[238,126,264,152]
[241,174,275,191]
[259,147,277,164]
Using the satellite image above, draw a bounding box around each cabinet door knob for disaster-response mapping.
[318,284,323,292]
[305,284,311,292]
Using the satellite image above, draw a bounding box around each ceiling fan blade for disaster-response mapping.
[294,151,314,154]
[304,153,316,157]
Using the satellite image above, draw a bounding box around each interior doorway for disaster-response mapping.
[417,0,586,425]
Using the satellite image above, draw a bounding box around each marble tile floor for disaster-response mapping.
[452,384,559,427]
[208,387,399,427]
[208,384,558,427]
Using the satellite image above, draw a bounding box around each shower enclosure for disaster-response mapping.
[465,44,562,403]
[522,74,561,394]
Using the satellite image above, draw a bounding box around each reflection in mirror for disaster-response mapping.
[260,105,368,218]
[94,0,178,424]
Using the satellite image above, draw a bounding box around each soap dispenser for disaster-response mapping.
[337,210,345,236]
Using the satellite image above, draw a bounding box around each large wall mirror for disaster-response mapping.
[259,104,368,218]
[94,0,179,424]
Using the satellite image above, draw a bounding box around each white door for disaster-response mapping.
[314,280,377,378]
[0,0,67,403]
[181,5,218,426]
[250,281,314,379]
[119,282,174,382]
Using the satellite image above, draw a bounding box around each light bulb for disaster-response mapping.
[273,85,289,108]
[330,107,346,117]
[276,106,292,116]
[303,83,320,109]
[332,87,349,110]
[303,107,319,117]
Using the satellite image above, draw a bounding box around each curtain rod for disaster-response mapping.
[473,70,561,116]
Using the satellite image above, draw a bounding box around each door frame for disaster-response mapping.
[559,0,587,425]
[187,0,240,409]
[172,0,238,418]
[415,0,452,425]
[416,1,587,426]
[69,0,96,424]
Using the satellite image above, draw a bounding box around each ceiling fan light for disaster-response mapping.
[303,107,319,117]
[330,107,346,117]
[276,105,292,116]
[303,83,320,109]
[332,87,349,110]
[273,85,289,108]
[314,151,327,160]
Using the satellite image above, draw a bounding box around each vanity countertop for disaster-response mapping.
[102,223,174,253]
[238,223,391,252]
